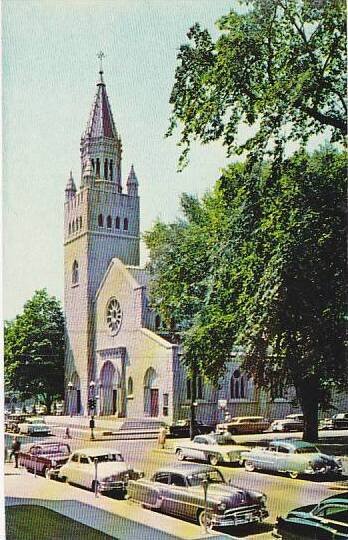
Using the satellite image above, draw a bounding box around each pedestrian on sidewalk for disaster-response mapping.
[64,427,71,439]
[158,425,167,450]
[10,437,21,468]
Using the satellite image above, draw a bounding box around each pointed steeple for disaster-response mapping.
[127,164,138,197]
[65,171,76,201]
[84,67,118,139]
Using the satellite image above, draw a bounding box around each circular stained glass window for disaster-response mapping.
[106,298,122,335]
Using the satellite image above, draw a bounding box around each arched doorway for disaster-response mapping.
[69,372,81,415]
[144,367,159,417]
[99,361,119,416]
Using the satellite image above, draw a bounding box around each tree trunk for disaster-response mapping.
[297,385,319,442]
[190,367,197,441]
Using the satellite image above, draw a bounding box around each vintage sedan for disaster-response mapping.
[5,413,31,433]
[241,440,342,479]
[57,447,143,493]
[19,442,71,478]
[175,433,250,465]
[332,413,348,430]
[272,492,348,539]
[17,417,51,436]
[168,419,214,438]
[270,414,304,433]
[128,463,268,531]
[216,416,270,435]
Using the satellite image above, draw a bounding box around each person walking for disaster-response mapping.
[158,425,167,450]
[10,437,21,468]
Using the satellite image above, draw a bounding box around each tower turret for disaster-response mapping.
[65,171,76,201]
[127,164,138,197]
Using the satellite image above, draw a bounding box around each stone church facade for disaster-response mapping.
[65,67,345,424]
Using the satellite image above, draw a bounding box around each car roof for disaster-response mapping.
[72,447,122,456]
[271,439,316,449]
[155,463,215,476]
[233,416,264,420]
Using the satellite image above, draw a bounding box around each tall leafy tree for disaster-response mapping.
[144,149,347,441]
[167,0,346,168]
[4,289,65,413]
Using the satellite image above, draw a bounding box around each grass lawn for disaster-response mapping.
[6,505,117,540]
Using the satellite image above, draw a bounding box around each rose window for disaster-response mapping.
[106,298,122,335]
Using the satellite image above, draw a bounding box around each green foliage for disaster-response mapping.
[4,289,65,410]
[167,0,346,169]
[144,149,347,428]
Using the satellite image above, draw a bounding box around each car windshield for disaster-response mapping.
[30,419,45,424]
[187,470,225,487]
[295,446,318,454]
[215,434,236,445]
[90,453,124,463]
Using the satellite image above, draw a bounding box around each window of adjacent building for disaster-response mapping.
[127,377,133,397]
[106,298,122,335]
[96,158,100,177]
[107,215,112,229]
[72,260,79,285]
[115,216,120,229]
[110,160,113,181]
[79,216,82,229]
[104,159,108,180]
[230,369,246,399]
[91,159,95,171]
[163,393,169,416]
[72,221,75,233]
[68,223,71,235]
[124,217,128,231]
[98,214,104,227]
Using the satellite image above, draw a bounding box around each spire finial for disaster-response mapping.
[97,51,105,83]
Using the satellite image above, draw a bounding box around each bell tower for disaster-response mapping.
[64,55,140,415]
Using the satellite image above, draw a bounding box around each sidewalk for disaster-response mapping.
[4,464,235,540]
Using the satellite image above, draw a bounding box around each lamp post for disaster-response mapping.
[67,381,74,417]
[201,477,209,534]
[89,381,96,440]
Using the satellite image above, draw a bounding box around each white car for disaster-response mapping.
[17,417,51,436]
[57,447,143,493]
[175,433,250,466]
[270,414,304,432]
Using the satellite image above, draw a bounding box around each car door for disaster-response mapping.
[274,445,291,472]
[189,437,208,461]
[66,453,80,484]
[255,445,278,471]
[152,472,171,510]
[78,454,91,488]
[165,473,189,519]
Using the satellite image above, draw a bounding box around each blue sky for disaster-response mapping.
[3,0,235,319]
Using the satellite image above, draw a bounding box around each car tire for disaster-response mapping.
[208,454,219,466]
[288,471,299,479]
[197,509,213,532]
[176,449,185,461]
[245,460,256,472]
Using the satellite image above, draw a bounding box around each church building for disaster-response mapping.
[64,65,301,424]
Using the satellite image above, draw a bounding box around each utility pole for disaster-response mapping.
[190,363,198,441]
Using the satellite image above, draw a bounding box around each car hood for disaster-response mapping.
[92,462,132,478]
[312,452,340,466]
[189,484,262,507]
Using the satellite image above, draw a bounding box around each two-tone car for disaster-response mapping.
[17,417,51,436]
[57,447,144,494]
[19,442,71,478]
[216,416,270,435]
[241,440,342,479]
[128,463,268,531]
[270,414,304,433]
[175,433,250,466]
[168,419,214,438]
[272,492,348,539]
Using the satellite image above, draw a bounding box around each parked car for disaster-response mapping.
[57,447,143,493]
[332,413,348,430]
[169,419,215,438]
[272,492,348,539]
[270,414,304,433]
[128,463,268,531]
[17,417,51,436]
[216,416,270,435]
[19,442,71,478]
[241,440,342,479]
[175,433,250,466]
[319,417,334,430]
[36,404,47,415]
[55,402,64,416]
[5,413,31,433]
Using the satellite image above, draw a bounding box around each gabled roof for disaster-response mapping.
[126,266,149,287]
[84,76,118,139]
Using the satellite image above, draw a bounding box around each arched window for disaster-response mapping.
[68,223,71,235]
[115,216,120,229]
[72,260,79,285]
[72,221,75,233]
[104,159,108,180]
[91,158,95,171]
[98,214,103,227]
[231,369,246,399]
[127,377,133,397]
[107,215,112,229]
[124,217,128,231]
[155,314,161,330]
[75,218,79,231]
[79,216,82,229]
[96,158,100,177]
[110,160,113,181]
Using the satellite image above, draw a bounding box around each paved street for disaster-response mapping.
[5,427,348,539]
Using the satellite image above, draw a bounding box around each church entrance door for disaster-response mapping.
[76,390,81,414]
[150,389,159,417]
[112,389,117,415]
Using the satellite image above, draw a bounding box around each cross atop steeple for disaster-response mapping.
[97,51,105,83]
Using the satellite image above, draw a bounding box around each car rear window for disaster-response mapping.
[295,446,318,454]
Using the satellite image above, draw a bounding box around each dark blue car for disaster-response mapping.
[273,492,348,539]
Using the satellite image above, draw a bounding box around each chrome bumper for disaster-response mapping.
[212,508,268,527]
[98,480,127,491]
[305,466,342,475]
